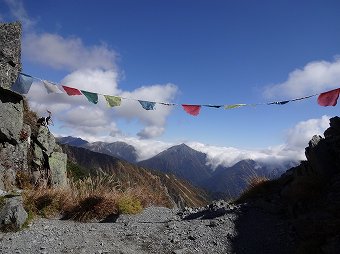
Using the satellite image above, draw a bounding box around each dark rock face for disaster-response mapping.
[240,116,340,253]
[0,22,22,90]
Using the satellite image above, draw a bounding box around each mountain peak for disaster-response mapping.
[167,143,192,152]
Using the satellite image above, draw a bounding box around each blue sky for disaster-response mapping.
[2,0,340,166]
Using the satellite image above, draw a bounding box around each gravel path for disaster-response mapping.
[0,202,295,254]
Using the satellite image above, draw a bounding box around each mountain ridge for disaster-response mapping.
[57,137,292,197]
[61,144,210,208]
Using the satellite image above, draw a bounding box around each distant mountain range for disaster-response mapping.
[61,144,210,208]
[56,136,138,163]
[57,136,294,198]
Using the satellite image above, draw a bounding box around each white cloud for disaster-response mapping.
[283,115,330,156]
[23,33,117,71]
[97,136,173,161]
[186,115,330,169]
[5,1,116,72]
[265,58,340,98]
[116,84,177,127]
[6,0,178,140]
[27,69,178,139]
[137,126,165,139]
[4,0,35,29]
[61,69,120,95]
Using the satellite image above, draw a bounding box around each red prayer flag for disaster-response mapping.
[62,85,82,96]
[317,88,340,106]
[182,104,201,116]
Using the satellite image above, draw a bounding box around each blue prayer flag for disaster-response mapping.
[138,100,156,110]
[11,74,33,94]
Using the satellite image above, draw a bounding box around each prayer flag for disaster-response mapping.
[318,88,340,106]
[11,73,33,94]
[62,85,82,96]
[267,100,290,105]
[104,95,122,107]
[81,90,98,104]
[139,100,156,110]
[203,104,223,108]
[224,104,247,109]
[182,104,201,116]
[43,80,63,94]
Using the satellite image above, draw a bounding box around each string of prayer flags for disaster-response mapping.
[291,94,317,102]
[81,90,98,104]
[11,72,340,116]
[62,85,82,96]
[318,88,340,106]
[160,102,176,106]
[139,100,156,110]
[224,104,247,110]
[43,81,64,94]
[104,95,121,107]
[182,104,201,116]
[11,73,33,94]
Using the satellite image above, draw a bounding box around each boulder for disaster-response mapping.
[49,152,68,187]
[0,195,27,231]
[36,126,57,156]
[0,165,17,192]
[0,88,24,142]
[0,22,22,90]
[305,135,337,177]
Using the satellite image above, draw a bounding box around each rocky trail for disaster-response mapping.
[0,201,295,254]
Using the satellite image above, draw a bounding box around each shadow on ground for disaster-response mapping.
[230,205,295,254]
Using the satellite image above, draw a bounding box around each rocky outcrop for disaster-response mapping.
[0,22,68,193]
[0,22,22,90]
[49,152,68,187]
[238,116,340,253]
[0,88,68,192]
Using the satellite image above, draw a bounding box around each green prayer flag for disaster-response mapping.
[81,90,98,104]
[104,95,122,107]
[224,104,247,109]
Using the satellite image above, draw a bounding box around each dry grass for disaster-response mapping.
[235,173,277,203]
[16,170,33,190]
[245,175,270,190]
[22,99,39,136]
[22,174,168,222]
